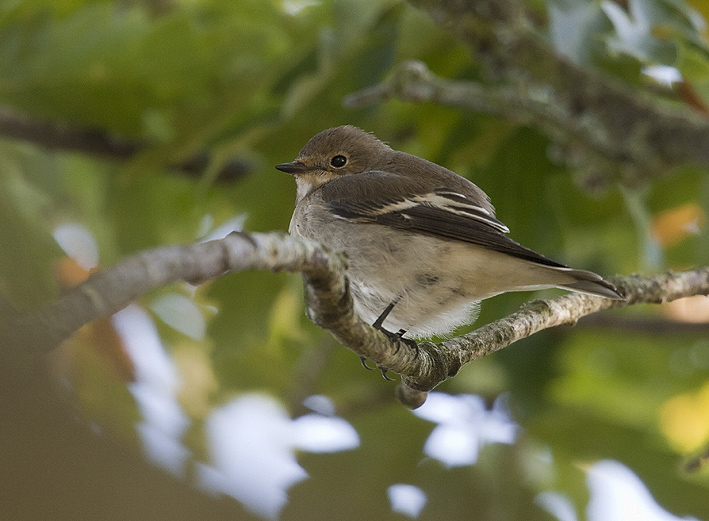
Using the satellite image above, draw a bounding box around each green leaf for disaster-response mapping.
[548,0,609,65]
[0,148,62,308]
[675,41,709,105]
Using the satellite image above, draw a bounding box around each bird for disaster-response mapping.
[276,125,623,340]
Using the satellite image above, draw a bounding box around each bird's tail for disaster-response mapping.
[555,268,624,300]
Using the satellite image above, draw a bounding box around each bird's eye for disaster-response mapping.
[330,155,347,168]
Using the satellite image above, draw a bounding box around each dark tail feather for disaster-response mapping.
[558,274,624,300]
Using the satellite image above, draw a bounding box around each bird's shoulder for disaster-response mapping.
[317,151,504,231]
[322,151,492,205]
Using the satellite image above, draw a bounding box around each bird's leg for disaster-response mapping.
[372,301,396,329]
[366,300,419,380]
[360,300,399,378]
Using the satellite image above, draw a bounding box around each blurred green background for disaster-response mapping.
[0,0,708,520]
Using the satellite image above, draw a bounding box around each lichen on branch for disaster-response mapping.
[1,230,707,408]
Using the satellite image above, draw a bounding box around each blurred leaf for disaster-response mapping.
[548,0,609,65]
[550,330,701,430]
[602,0,676,63]
[601,0,705,65]
[660,382,709,453]
[108,171,202,254]
[675,40,709,105]
[686,0,709,26]
[0,145,63,308]
[471,127,567,257]
[529,406,709,520]
[149,292,207,341]
[651,202,704,248]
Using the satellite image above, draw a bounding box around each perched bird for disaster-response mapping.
[277,126,623,340]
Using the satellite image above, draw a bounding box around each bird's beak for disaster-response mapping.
[275,161,309,175]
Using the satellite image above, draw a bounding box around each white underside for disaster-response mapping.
[291,201,590,339]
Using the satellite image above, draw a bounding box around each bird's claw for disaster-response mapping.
[379,367,395,381]
[360,356,396,380]
[360,356,374,370]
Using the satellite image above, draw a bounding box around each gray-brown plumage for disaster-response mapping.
[277,125,623,338]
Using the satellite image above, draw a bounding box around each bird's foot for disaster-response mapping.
[360,301,418,380]
[359,356,395,380]
[359,356,374,370]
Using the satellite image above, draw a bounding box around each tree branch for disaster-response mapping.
[2,231,707,408]
[422,270,709,389]
[1,232,342,355]
[353,0,709,187]
[0,107,251,182]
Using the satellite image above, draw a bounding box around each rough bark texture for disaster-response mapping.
[2,230,706,408]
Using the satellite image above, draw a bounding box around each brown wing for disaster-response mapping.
[320,170,567,268]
